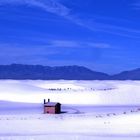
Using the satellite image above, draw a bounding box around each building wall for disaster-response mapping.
[44,107,56,114]
[55,104,61,113]
[44,104,61,114]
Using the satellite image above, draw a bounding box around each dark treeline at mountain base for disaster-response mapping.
[0,64,140,80]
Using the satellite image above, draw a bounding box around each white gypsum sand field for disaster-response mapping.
[0,80,140,140]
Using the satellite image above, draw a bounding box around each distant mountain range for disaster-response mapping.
[0,64,139,80]
[112,68,140,80]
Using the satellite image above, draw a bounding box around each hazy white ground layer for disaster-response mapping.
[0,80,140,105]
[0,80,140,140]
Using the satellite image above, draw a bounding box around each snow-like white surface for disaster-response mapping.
[0,80,140,140]
[0,80,140,105]
[0,101,140,140]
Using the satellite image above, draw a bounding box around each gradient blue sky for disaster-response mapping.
[0,0,140,74]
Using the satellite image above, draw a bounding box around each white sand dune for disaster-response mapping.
[0,80,139,105]
[0,80,140,140]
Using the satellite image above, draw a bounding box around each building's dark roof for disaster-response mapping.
[44,102,61,107]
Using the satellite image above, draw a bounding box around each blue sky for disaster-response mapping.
[0,0,140,74]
